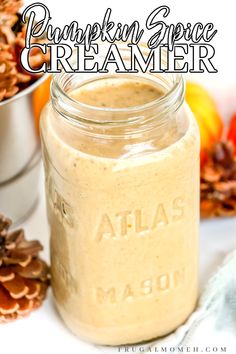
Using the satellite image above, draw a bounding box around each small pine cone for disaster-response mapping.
[0,1,50,102]
[0,0,22,27]
[0,24,16,44]
[0,214,50,323]
[0,13,18,27]
[0,0,23,14]
[0,45,19,101]
[0,43,13,62]
[0,43,31,101]
[201,141,236,218]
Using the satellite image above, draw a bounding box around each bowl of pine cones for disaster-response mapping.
[0,0,50,224]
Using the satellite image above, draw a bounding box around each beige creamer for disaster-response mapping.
[40,67,200,345]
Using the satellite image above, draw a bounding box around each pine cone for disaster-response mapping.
[0,43,18,100]
[0,43,31,101]
[0,0,50,102]
[0,214,50,323]
[0,1,22,27]
[0,0,23,14]
[201,141,236,218]
[0,24,16,44]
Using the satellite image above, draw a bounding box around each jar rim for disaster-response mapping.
[51,44,185,126]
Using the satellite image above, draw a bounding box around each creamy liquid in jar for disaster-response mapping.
[41,75,200,345]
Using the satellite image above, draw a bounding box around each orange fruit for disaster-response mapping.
[32,75,51,135]
[186,81,223,164]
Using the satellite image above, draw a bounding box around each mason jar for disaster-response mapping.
[40,44,200,345]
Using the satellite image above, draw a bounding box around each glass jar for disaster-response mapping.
[40,44,200,345]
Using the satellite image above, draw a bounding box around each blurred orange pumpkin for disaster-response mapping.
[227,113,236,155]
[185,81,223,165]
[32,75,51,135]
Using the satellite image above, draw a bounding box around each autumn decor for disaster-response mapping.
[227,113,236,155]
[186,82,236,218]
[0,214,50,323]
[0,0,49,102]
[200,141,236,218]
[186,81,224,166]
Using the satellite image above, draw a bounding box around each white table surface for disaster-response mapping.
[0,173,235,354]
